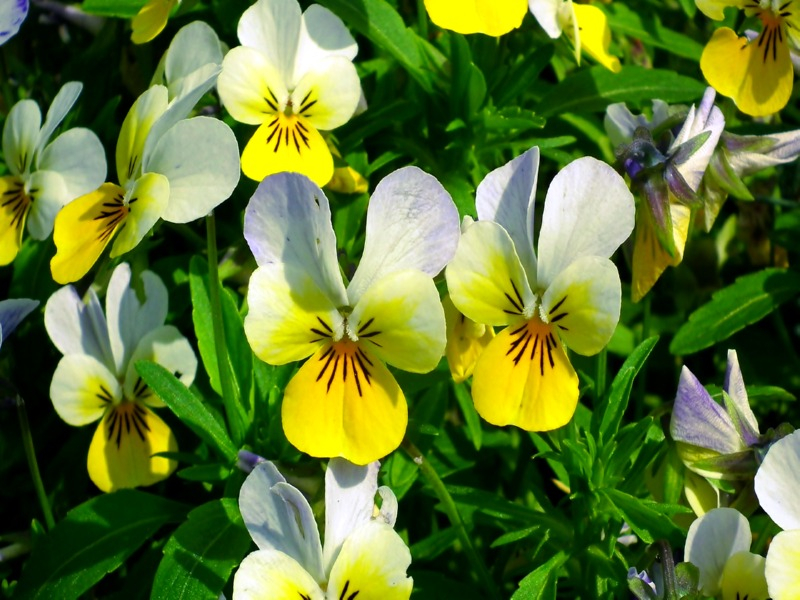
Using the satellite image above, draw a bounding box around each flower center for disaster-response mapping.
[314,339,375,397]
[94,185,134,244]
[1,177,33,234]
[103,401,151,449]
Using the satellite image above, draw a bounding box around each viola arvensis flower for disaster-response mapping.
[243,169,459,464]
[423,0,527,36]
[44,263,197,492]
[50,78,240,284]
[0,82,106,266]
[0,0,28,45]
[754,429,800,600]
[529,0,621,72]
[445,147,635,431]
[218,0,361,186]
[234,458,412,599]
[685,507,769,600]
[697,0,800,116]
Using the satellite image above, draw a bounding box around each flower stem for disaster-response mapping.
[635,294,652,420]
[401,439,500,600]
[16,395,55,531]
[416,0,429,38]
[596,348,607,401]
[206,212,246,446]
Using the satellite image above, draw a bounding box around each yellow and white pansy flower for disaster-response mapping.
[754,429,800,600]
[234,458,412,599]
[131,0,180,45]
[528,0,621,72]
[423,0,528,36]
[44,263,198,492]
[217,0,361,186]
[0,81,106,266]
[698,0,800,116]
[50,79,240,284]
[445,147,634,431]
[685,507,769,600]
[243,169,460,464]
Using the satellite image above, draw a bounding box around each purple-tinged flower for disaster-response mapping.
[0,0,28,45]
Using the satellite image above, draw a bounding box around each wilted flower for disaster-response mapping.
[44,263,198,492]
[243,169,459,464]
[685,507,769,600]
[754,429,800,600]
[606,88,724,301]
[233,458,412,599]
[529,0,621,71]
[218,0,361,186]
[446,147,634,431]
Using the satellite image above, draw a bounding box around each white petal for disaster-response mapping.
[528,0,564,38]
[106,263,168,377]
[724,349,760,445]
[539,255,620,356]
[243,172,348,308]
[323,459,380,574]
[217,46,288,125]
[237,0,301,84]
[670,88,724,192]
[685,507,753,596]
[0,0,28,46]
[347,167,460,306]
[290,57,360,131]
[3,99,40,176]
[326,521,413,600]
[239,461,325,582]
[116,86,169,188]
[604,100,673,149]
[755,430,800,531]
[123,325,197,406]
[26,170,67,240]
[476,147,539,285]
[0,298,38,345]
[164,21,223,88]
[728,129,800,177]
[293,4,357,84]
[233,550,324,600]
[50,353,120,426]
[38,128,107,201]
[145,116,240,223]
[35,82,82,156]
[536,157,634,288]
[44,283,114,366]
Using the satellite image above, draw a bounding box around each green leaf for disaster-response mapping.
[606,4,701,60]
[14,491,187,599]
[670,269,800,355]
[602,489,688,544]
[449,34,487,119]
[151,499,252,600]
[512,551,568,599]
[493,45,554,107]
[594,336,659,442]
[538,67,705,117]
[316,0,434,92]
[136,360,237,461]
[453,382,482,451]
[81,0,147,17]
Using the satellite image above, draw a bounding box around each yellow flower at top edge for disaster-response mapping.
[423,0,528,36]
[698,0,800,116]
[243,169,460,464]
[217,0,362,186]
[445,148,634,431]
[131,0,180,44]
[529,0,621,72]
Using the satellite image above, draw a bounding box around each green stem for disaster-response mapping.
[206,212,245,446]
[416,0,429,38]
[596,348,607,401]
[658,540,678,600]
[635,294,652,420]
[16,395,55,531]
[401,439,500,600]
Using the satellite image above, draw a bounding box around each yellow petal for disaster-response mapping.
[327,166,368,195]
[765,530,800,600]
[87,402,177,492]
[282,341,407,465]
[109,172,169,258]
[131,0,178,45]
[572,4,621,73]
[700,26,794,117]
[631,202,690,302]
[423,0,528,35]
[241,114,334,186]
[0,176,31,266]
[684,470,720,517]
[50,183,128,285]
[721,551,769,600]
[443,295,494,383]
[233,550,324,600]
[472,319,579,430]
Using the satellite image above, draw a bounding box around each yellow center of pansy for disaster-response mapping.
[0,176,33,265]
